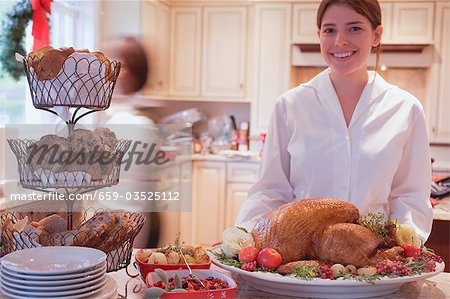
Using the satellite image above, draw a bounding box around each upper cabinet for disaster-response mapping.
[169,7,202,97]
[201,7,247,98]
[169,6,248,100]
[141,1,170,95]
[291,2,434,45]
[385,2,434,44]
[429,2,450,143]
[292,3,320,43]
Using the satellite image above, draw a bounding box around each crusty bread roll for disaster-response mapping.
[31,48,75,80]
[3,210,138,253]
[98,211,133,252]
[92,52,114,82]
[27,134,70,172]
[28,46,113,83]
[40,226,90,246]
[37,214,67,233]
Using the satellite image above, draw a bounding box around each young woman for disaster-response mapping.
[236,0,433,242]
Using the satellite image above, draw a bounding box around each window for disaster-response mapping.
[0,0,98,125]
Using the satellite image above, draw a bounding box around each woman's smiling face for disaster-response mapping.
[318,4,382,76]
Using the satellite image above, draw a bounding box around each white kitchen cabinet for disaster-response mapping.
[175,160,259,246]
[141,0,170,95]
[190,161,226,247]
[391,2,434,44]
[292,3,320,43]
[202,7,247,98]
[252,3,291,134]
[225,182,253,228]
[379,2,393,43]
[224,162,259,228]
[169,7,202,96]
[169,6,247,100]
[291,2,434,45]
[430,2,450,142]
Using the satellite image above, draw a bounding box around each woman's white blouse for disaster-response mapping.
[236,69,433,241]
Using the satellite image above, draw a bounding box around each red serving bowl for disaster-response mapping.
[135,249,211,281]
[146,269,237,299]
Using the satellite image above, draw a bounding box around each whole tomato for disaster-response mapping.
[238,246,260,263]
[256,248,282,269]
[401,244,421,258]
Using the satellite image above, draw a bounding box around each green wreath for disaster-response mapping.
[0,0,32,81]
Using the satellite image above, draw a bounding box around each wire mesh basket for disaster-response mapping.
[7,138,131,190]
[1,208,146,272]
[22,52,121,115]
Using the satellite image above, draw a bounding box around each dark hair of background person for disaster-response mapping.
[107,36,149,94]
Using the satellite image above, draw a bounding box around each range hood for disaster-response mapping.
[292,44,435,67]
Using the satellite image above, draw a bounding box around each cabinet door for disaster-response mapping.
[431,3,450,142]
[379,2,393,43]
[252,3,291,134]
[141,1,170,95]
[392,2,434,44]
[191,161,226,247]
[225,182,253,228]
[202,7,247,98]
[169,7,202,96]
[292,3,320,43]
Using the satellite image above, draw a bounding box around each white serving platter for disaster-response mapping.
[209,245,445,299]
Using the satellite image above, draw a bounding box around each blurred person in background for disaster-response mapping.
[106,36,148,95]
[101,36,160,248]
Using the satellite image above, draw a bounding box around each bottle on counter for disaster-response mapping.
[238,122,249,152]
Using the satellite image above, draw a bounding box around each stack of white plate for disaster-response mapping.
[0,246,117,299]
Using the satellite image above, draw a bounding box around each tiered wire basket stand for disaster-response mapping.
[2,52,146,278]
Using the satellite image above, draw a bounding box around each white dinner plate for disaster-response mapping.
[1,265,105,286]
[209,245,445,299]
[1,276,106,297]
[1,262,106,281]
[1,247,106,275]
[1,271,105,292]
[0,275,117,299]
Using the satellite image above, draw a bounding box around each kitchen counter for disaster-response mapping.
[193,153,261,163]
[109,265,450,299]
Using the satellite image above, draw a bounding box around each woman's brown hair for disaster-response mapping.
[316,0,382,72]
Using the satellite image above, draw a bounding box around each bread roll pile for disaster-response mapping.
[26,128,118,186]
[27,46,115,107]
[2,211,137,253]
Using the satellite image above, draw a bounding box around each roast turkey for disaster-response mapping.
[251,198,382,267]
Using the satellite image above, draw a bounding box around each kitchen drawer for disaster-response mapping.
[227,162,259,183]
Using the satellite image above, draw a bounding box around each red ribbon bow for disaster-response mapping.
[31,0,53,51]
